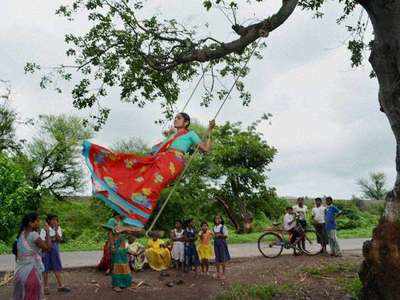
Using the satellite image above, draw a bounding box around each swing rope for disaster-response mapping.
[146,41,261,235]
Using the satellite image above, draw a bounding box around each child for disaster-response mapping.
[213,215,230,280]
[40,214,70,295]
[283,207,300,255]
[145,232,171,271]
[325,196,342,257]
[98,213,123,275]
[106,216,132,293]
[312,198,328,254]
[127,236,146,272]
[183,218,200,274]
[197,221,213,275]
[170,220,185,271]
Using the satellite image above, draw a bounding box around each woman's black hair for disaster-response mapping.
[12,212,39,257]
[178,112,191,128]
[46,214,57,224]
[214,215,224,226]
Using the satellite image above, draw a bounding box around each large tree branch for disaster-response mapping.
[168,0,299,68]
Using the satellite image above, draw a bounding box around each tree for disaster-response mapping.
[205,120,277,232]
[0,105,19,153]
[111,137,149,154]
[27,0,400,297]
[358,172,388,201]
[18,115,93,198]
[0,153,39,242]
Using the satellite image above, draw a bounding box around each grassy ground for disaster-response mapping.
[0,251,363,299]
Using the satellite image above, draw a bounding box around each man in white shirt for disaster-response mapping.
[311,198,328,253]
[293,197,308,229]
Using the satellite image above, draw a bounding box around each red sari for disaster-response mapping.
[98,240,111,272]
[83,130,188,228]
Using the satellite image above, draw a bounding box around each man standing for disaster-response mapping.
[311,198,327,254]
[325,196,342,257]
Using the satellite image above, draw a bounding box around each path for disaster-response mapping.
[0,238,368,272]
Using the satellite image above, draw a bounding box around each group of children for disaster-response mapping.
[98,213,231,292]
[283,196,342,257]
[168,216,231,279]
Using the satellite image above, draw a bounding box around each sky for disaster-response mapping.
[0,0,395,199]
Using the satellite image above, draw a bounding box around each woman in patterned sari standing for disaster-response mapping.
[13,212,52,300]
[83,113,215,231]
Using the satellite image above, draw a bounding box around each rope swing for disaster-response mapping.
[146,41,261,235]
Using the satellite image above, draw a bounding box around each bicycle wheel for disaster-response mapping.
[257,232,284,258]
[299,229,323,256]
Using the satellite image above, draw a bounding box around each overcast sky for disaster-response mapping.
[0,0,395,199]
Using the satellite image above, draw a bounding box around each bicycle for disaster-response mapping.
[257,221,323,258]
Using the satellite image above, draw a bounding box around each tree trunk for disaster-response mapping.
[215,196,241,232]
[359,1,400,299]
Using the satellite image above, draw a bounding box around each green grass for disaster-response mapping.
[338,277,362,299]
[302,262,359,278]
[215,283,291,300]
[337,226,374,239]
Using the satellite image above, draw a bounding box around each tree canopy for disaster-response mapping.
[17,115,93,198]
[25,0,368,129]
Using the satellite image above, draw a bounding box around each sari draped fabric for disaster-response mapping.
[111,239,132,288]
[83,130,188,228]
[145,239,171,271]
[13,232,44,300]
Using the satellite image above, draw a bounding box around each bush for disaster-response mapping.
[252,213,272,232]
[365,202,385,216]
[0,241,10,255]
[39,196,112,242]
[262,197,288,221]
[335,200,363,230]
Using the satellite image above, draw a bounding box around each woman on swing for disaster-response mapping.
[83,113,215,233]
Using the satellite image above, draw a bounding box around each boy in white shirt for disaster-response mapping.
[311,198,328,254]
[283,207,300,255]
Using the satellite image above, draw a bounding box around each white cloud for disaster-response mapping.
[0,0,396,199]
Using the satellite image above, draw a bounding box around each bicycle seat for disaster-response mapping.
[272,221,281,226]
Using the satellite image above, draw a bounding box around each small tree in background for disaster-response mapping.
[111,137,149,154]
[357,172,388,201]
[17,115,93,199]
